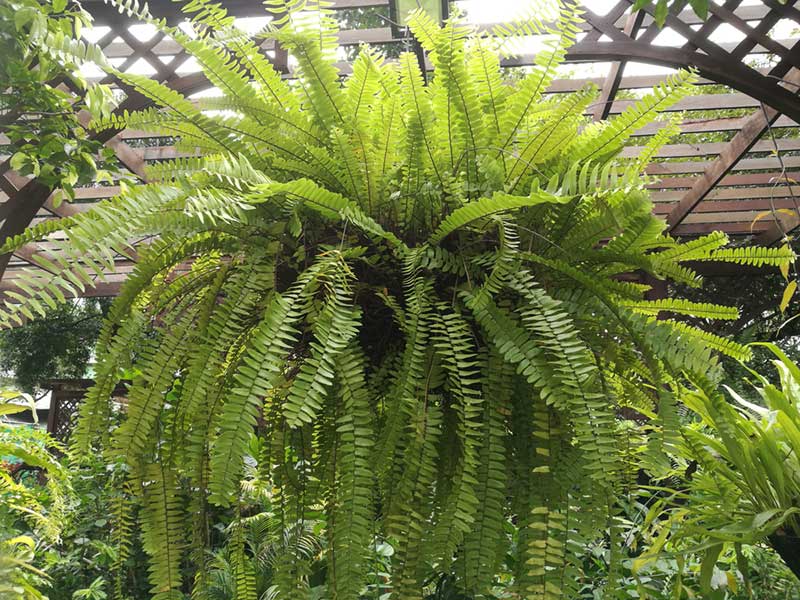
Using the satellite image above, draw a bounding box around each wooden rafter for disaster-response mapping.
[591,9,645,122]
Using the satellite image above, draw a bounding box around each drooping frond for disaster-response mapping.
[619,298,740,320]
[140,463,185,600]
[327,344,375,599]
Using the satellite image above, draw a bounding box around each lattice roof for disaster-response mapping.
[1,0,799,297]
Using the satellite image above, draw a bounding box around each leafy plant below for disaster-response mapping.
[638,343,800,594]
[0,392,69,599]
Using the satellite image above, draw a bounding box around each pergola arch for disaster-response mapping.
[1,0,799,297]
[564,42,800,124]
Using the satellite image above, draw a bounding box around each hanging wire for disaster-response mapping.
[759,101,800,262]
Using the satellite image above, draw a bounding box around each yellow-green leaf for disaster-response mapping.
[780,280,797,313]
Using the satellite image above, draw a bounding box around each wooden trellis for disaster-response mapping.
[45,379,128,443]
[1,0,800,299]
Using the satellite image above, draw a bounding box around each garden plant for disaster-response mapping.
[0,0,798,599]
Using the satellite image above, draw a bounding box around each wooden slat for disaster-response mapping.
[621,138,800,159]
[610,92,762,113]
[653,186,800,202]
[681,211,785,224]
[649,156,800,175]
[650,171,800,189]
[653,197,800,213]
[636,114,798,136]
[672,221,771,235]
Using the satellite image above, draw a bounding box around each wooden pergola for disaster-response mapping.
[1,0,799,298]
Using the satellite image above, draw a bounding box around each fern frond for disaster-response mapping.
[459,350,512,596]
[567,69,698,163]
[429,190,569,245]
[651,231,729,263]
[493,3,583,157]
[632,117,682,173]
[253,179,406,251]
[283,265,361,427]
[699,245,796,268]
[619,298,740,320]
[426,304,483,564]
[664,320,753,362]
[140,462,185,600]
[209,253,348,506]
[328,344,375,599]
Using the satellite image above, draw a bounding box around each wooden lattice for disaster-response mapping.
[45,379,127,443]
[1,0,800,300]
[46,380,90,443]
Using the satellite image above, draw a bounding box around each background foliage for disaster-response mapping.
[0,0,115,200]
[0,298,110,393]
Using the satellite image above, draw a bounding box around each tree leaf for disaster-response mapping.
[655,0,669,26]
[780,280,797,313]
[700,543,723,595]
[689,0,708,20]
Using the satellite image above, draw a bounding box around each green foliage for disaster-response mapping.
[1,1,795,598]
[0,298,109,393]
[639,344,800,588]
[40,452,150,600]
[0,0,116,200]
[0,392,70,599]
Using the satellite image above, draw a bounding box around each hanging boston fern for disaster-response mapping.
[2,0,793,598]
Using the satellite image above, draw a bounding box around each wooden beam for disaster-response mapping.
[83,0,390,24]
[81,0,773,28]
[0,72,208,281]
[0,170,75,269]
[566,41,800,123]
[0,278,124,298]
